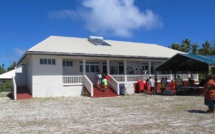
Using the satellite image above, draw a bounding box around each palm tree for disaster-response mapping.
[169,43,181,51]
[7,62,17,71]
[199,41,213,55]
[191,43,199,54]
[0,64,6,74]
[180,38,191,52]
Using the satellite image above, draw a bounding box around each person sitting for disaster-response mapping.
[188,77,194,87]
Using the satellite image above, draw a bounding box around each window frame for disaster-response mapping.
[40,58,56,65]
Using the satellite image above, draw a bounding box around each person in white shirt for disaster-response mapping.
[149,77,155,94]
[96,70,102,90]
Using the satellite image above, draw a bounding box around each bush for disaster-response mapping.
[0,84,3,92]
[0,82,12,92]
[4,82,12,92]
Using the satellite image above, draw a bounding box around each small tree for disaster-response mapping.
[0,64,6,74]
[7,62,17,71]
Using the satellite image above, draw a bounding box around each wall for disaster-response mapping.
[15,66,26,86]
[119,82,135,95]
[31,55,83,98]
[27,56,33,93]
[63,59,83,75]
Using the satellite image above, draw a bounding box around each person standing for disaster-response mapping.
[96,70,102,90]
[164,78,168,86]
[160,77,165,94]
[149,77,155,95]
[176,75,183,92]
[102,77,108,93]
[134,69,139,74]
[145,79,150,93]
[105,74,110,87]
[171,79,176,91]
[203,75,215,113]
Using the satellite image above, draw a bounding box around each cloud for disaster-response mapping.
[14,48,25,56]
[49,0,163,37]
[48,10,77,20]
[81,0,163,37]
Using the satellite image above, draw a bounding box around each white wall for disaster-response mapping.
[27,56,33,93]
[120,82,135,95]
[63,60,83,75]
[86,72,98,85]
[27,55,166,98]
[15,66,26,86]
[31,55,83,98]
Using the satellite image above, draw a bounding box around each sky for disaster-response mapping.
[0,0,215,69]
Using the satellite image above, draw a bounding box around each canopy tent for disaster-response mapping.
[156,53,215,72]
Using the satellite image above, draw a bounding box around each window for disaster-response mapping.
[151,64,154,74]
[52,59,56,65]
[40,59,56,65]
[48,59,51,64]
[63,60,73,67]
[118,62,124,74]
[142,63,154,74]
[142,63,149,71]
[80,62,99,73]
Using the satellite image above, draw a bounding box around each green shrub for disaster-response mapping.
[4,82,12,92]
[0,85,3,92]
[0,82,12,92]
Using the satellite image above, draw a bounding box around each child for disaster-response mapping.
[102,77,108,93]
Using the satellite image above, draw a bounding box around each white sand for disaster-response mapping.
[0,94,214,133]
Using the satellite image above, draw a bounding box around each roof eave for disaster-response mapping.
[17,51,169,64]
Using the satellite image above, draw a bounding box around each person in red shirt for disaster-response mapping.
[105,74,109,82]
[203,75,215,113]
[105,74,110,87]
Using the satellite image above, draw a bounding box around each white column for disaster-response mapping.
[107,60,110,74]
[124,60,127,82]
[83,59,86,75]
[148,61,151,75]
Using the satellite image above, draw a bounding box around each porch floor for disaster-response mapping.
[16,86,32,100]
[93,86,119,98]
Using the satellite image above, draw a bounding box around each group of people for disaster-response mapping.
[162,75,215,113]
[129,68,148,75]
[139,77,155,95]
[96,71,109,94]
[97,70,215,113]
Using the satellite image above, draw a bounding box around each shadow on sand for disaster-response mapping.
[187,110,206,114]
[7,93,14,100]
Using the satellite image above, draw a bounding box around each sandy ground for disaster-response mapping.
[0,94,215,134]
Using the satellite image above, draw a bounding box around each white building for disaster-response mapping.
[0,69,15,83]
[14,35,184,99]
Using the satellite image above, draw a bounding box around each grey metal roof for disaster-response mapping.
[27,36,183,59]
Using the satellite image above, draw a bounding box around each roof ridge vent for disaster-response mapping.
[88,36,111,46]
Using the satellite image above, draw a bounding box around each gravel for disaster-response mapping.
[0,94,215,134]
